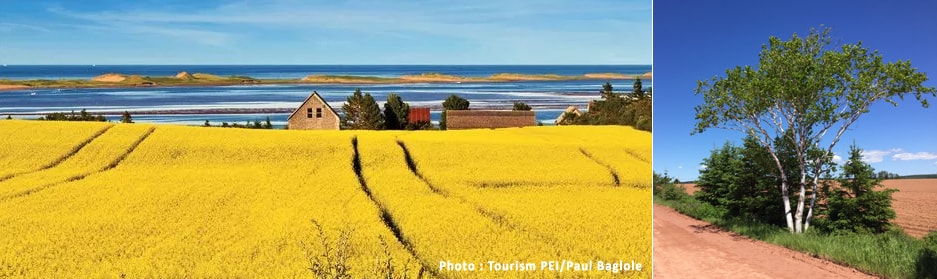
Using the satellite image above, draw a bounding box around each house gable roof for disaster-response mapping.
[287,91,339,121]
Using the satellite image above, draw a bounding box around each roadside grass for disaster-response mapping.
[654,189,937,279]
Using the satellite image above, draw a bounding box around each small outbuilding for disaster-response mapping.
[287,91,340,130]
[445,110,536,130]
[408,107,431,123]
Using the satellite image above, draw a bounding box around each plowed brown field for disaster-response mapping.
[679,178,937,237]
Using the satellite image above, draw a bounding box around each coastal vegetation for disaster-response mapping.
[0,120,651,278]
[37,109,107,122]
[557,79,652,131]
[0,71,652,91]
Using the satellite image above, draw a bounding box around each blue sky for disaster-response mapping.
[654,0,937,181]
[0,0,651,65]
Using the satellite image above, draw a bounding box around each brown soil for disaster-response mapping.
[885,178,937,237]
[681,178,937,237]
[654,204,875,278]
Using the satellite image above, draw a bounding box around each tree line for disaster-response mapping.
[340,88,536,130]
[557,78,652,131]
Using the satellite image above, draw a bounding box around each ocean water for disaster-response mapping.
[0,65,651,126]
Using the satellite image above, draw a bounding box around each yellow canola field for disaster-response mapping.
[0,125,414,278]
[0,120,112,180]
[0,122,651,278]
[0,124,154,200]
[355,134,599,278]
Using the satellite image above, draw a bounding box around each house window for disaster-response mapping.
[316,108,323,118]
[307,108,313,118]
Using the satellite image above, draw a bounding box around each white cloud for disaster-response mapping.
[861,148,902,163]
[699,164,708,170]
[36,0,651,63]
[892,152,937,161]
[832,154,843,163]
[678,166,684,169]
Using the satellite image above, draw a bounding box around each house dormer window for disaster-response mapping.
[307,108,313,118]
[316,108,323,118]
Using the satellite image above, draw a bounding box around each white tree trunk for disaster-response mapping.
[804,175,820,231]
[781,182,795,233]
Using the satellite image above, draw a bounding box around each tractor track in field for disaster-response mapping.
[0,126,155,202]
[0,124,114,182]
[579,147,621,187]
[350,137,441,279]
[395,139,608,262]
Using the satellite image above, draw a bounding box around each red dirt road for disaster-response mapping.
[653,205,874,279]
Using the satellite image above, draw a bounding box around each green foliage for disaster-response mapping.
[5,115,11,120]
[383,93,410,130]
[342,88,385,130]
[37,109,107,122]
[821,144,898,234]
[600,82,616,99]
[202,118,273,129]
[439,94,469,130]
[876,170,901,179]
[559,82,652,131]
[692,26,935,233]
[512,101,531,111]
[653,172,690,202]
[404,121,433,131]
[695,135,829,227]
[120,111,134,123]
[632,77,647,99]
[303,221,355,279]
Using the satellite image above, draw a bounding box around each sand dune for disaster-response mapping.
[91,73,127,82]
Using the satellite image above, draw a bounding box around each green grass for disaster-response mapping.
[654,193,937,279]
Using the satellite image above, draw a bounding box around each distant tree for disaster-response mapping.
[222,122,229,128]
[600,82,616,99]
[692,27,935,233]
[5,115,11,120]
[264,116,273,129]
[120,111,134,123]
[512,101,532,111]
[204,120,211,127]
[440,94,470,130]
[383,93,409,130]
[822,144,898,234]
[341,88,384,130]
[632,78,645,99]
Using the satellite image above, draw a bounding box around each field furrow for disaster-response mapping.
[356,134,600,278]
[0,121,113,180]
[0,127,415,278]
[0,124,155,200]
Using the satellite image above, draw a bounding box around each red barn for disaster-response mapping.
[408,107,431,123]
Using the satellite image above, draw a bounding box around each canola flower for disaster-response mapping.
[0,122,651,278]
[0,120,112,180]
[0,124,154,200]
[0,125,414,278]
[355,133,601,278]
